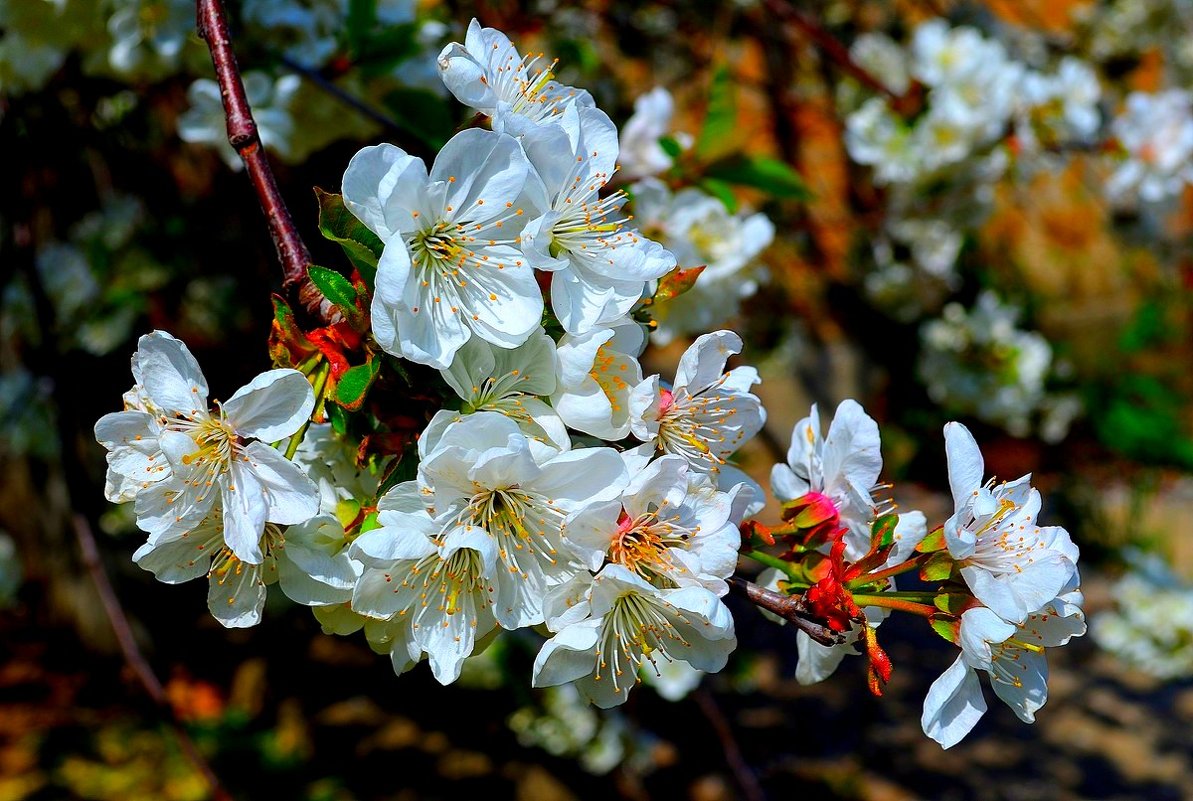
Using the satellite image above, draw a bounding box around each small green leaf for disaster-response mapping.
[704,154,813,200]
[870,514,899,550]
[357,510,382,535]
[658,135,684,159]
[308,265,360,316]
[697,65,736,159]
[334,358,381,411]
[315,188,383,286]
[933,593,971,615]
[916,526,947,554]
[268,294,316,367]
[929,613,960,644]
[328,402,349,436]
[919,552,956,582]
[699,178,738,212]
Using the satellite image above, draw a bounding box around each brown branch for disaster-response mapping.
[729,576,846,647]
[74,515,234,801]
[694,689,767,801]
[762,0,902,101]
[195,0,333,324]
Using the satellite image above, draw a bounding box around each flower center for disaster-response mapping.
[608,509,692,583]
[589,344,630,413]
[594,591,691,693]
[461,487,566,575]
[655,386,740,469]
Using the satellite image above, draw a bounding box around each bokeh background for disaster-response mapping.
[3,0,1193,798]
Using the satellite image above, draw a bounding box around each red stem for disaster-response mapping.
[195,0,333,323]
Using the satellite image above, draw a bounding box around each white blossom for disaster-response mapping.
[629,330,765,480]
[943,422,1080,625]
[520,103,675,334]
[532,565,736,708]
[552,317,646,440]
[178,73,300,170]
[922,594,1085,749]
[436,18,593,135]
[1108,89,1193,203]
[618,87,691,179]
[94,331,319,563]
[342,129,542,368]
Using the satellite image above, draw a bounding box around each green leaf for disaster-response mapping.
[699,178,738,213]
[346,0,377,51]
[353,22,420,77]
[315,188,383,286]
[870,514,899,550]
[919,552,956,583]
[933,593,970,615]
[704,154,813,200]
[308,264,360,316]
[697,65,735,159]
[929,613,959,644]
[328,402,349,436]
[916,526,947,554]
[658,135,684,159]
[334,358,381,411]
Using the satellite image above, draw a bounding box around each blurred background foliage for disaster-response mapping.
[4,0,1193,798]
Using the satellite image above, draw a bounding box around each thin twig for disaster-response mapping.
[728,576,845,647]
[694,688,767,801]
[195,0,332,323]
[74,516,235,801]
[762,0,901,101]
[279,55,413,142]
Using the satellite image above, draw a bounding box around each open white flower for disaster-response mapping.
[632,179,773,345]
[532,565,736,708]
[552,318,646,440]
[437,330,569,455]
[417,412,627,627]
[520,103,675,334]
[1107,89,1193,203]
[629,330,765,479]
[134,509,356,628]
[564,454,744,596]
[922,593,1085,749]
[349,481,500,684]
[943,422,1079,624]
[95,331,319,563]
[178,73,300,170]
[342,129,541,369]
[437,18,593,134]
[619,87,691,179]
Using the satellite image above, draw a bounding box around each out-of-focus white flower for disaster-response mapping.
[845,98,922,184]
[632,179,774,344]
[293,423,380,518]
[630,330,765,481]
[1092,551,1193,680]
[1108,89,1193,203]
[919,291,1053,436]
[850,32,910,95]
[642,658,704,700]
[922,594,1085,749]
[888,218,963,280]
[242,0,342,67]
[178,73,301,169]
[507,684,628,774]
[107,0,194,74]
[342,129,542,369]
[618,87,692,179]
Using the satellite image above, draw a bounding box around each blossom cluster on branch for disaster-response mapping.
[93,18,1085,749]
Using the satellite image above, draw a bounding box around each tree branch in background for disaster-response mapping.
[694,689,766,801]
[74,515,235,801]
[762,0,902,101]
[195,0,333,324]
[728,576,846,647]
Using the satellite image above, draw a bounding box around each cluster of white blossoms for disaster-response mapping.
[1092,551,1193,680]
[918,291,1058,438]
[94,19,1087,739]
[1106,89,1193,204]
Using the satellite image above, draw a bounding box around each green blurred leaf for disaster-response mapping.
[705,154,813,200]
[353,23,421,78]
[699,178,738,212]
[314,188,382,287]
[697,65,735,159]
[658,135,684,159]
